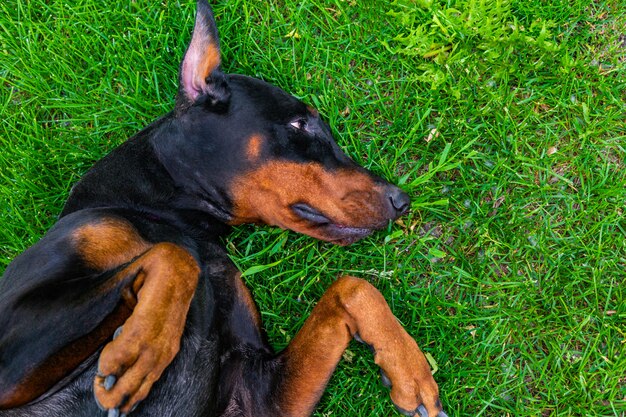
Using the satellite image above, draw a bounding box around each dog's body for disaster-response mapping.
[0,2,445,416]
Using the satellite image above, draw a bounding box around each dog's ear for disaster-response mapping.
[176,0,230,111]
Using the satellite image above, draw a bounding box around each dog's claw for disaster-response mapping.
[108,408,120,417]
[394,402,445,417]
[104,375,117,391]
[380,369,392,388]
[393,404,415,417]
[113,326,123,340]
[354,332,375,354]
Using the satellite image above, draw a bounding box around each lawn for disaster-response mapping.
[1,0,624,416]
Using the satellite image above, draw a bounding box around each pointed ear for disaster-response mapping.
[177,0,230,110]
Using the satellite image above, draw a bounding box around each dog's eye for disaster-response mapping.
[289,118,308,131]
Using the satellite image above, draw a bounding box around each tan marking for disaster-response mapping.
[306,105,319,117]
[73,218,152,270]
[0,303,133,408]
[196,40,220,83]
[0,218,155,408]
[182,19,221,101]
[234,273,262,330]
[246,134,263,161]
[0,240,200,411]
[94,242,200,414]
[229,161,388,240]
[277,276,441,417]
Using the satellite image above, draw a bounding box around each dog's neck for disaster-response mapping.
[60,115,233,239]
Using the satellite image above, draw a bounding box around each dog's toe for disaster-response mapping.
[95,390,106,412]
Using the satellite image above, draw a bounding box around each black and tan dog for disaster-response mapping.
[0,2,446,416]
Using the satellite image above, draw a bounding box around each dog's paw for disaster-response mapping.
[368,333,446,417]
[93,316,181,414]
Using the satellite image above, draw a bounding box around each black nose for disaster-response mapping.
[386,186,410,217]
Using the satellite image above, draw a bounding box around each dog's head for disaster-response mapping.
[156,0,409,245]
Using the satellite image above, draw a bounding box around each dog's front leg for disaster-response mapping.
[93,242,200,415]
[274,276,445,417]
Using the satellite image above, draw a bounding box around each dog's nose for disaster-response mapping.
[386,186,410,217]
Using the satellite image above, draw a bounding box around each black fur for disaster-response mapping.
[0,2,410,416]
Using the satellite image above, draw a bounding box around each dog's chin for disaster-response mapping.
[290,203,390,245]
[321,224,374,246]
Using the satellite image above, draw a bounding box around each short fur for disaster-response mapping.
[0,2,446,416]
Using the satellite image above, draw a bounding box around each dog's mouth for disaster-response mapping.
[291,203,378,245]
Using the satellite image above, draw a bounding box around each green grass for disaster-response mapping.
[1,0,625,415]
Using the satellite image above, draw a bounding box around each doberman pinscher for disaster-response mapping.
[0,2,446,416]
